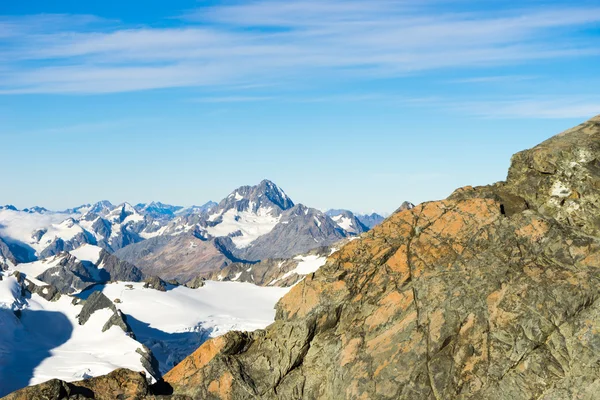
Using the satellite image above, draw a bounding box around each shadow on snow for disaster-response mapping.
[0,308,73,396]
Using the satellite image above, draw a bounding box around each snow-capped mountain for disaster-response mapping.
[12,244,145,294]
[134,201,183,220]
[0,180,381,282]
[114,181,362,281]
[325,209,370,235]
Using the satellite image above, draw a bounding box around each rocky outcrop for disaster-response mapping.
[157,115,600,399]
[184,275,206,289]
[204,246,332,287]
[143,276,168,292]
[38,253,100,294]
[77,291,130,333]
[7,116,600,399]
[0,369,179,400]
[12,270,62,302]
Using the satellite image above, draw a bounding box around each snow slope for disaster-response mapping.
[0,272,151,396]
[206,208,281,248]
[9,256,66,279]
[79,281,290,373]
[69,244,103,264]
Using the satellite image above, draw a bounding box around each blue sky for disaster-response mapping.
[1,0,599,213]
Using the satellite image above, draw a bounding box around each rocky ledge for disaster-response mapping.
[5,115,600,399]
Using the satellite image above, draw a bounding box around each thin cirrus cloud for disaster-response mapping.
[0,1,599,94]
[451,97,600,119]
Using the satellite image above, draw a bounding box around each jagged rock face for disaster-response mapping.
[232,205,347,261]
[0,237,17,268]
[38,254,100,294]
[115,235,231,283]
[34,251,144,295]
[97,250,145,282]
[204,246,332,287]
[157,116,600,399]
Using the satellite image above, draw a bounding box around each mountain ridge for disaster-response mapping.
[10,116,600,398]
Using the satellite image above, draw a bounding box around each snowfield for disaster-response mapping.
[0,272,151,396]
[79,281,290,373]
[69,244,103,264]
[0,267,291,393]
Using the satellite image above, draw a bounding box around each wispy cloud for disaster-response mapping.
[450,96,600,119]
[191,95,275,103]
[449,75,538,84]
[0,1,599,94]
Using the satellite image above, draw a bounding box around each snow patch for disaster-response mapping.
[70,244,102,264]
[332,215,356,233]
[280,255,327,281]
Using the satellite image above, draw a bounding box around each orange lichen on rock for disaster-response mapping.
[515,217,550,242]
[366,310,418,356]
[164,335,227,385]
[366,290,414,328]
[207,371,234,400]
[385,244,410,277]
[340,336,363,366]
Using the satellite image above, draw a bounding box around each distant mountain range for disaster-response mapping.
[0,180,388,282]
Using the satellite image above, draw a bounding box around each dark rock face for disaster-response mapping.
[35,251,143,295]
[77,291,130,334]
[0,237,17,268]
[13,271,62,302]
[97,250,145,282]
[38,255,99,295]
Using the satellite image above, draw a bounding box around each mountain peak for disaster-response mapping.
[216,180,294,215]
